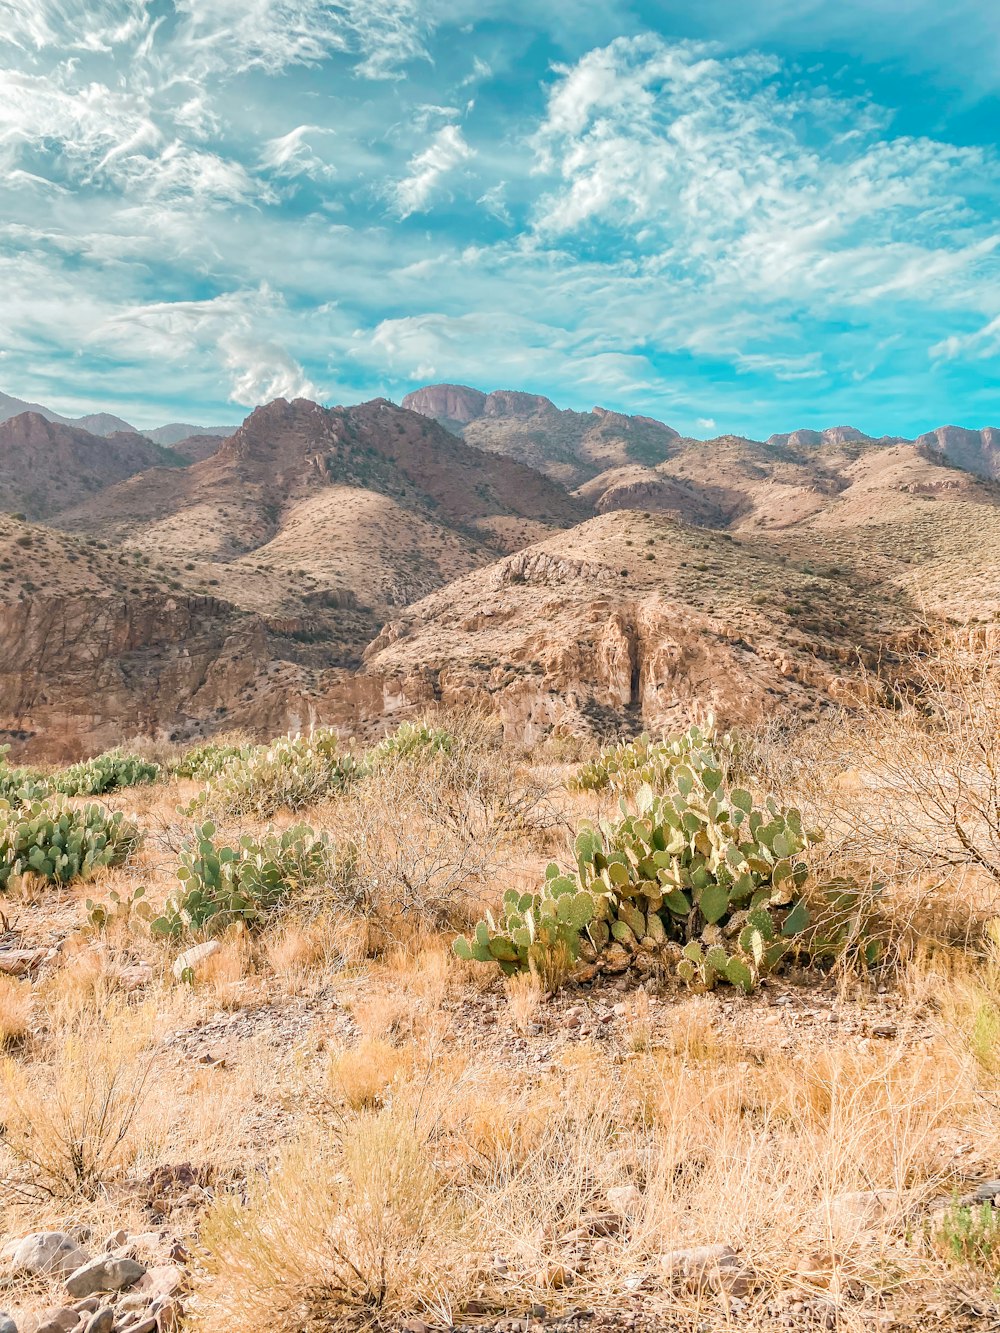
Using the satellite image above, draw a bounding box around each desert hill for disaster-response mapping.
[579,434,1000,536]
[4,381,1000,757]
[402,383,682,487]
[53,396,586,621]
[0,413,189,520]
[1,397,590,755]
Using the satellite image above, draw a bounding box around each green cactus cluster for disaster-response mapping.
[456,733,820,992]
[182,729,361,820]
[151,820,335,937]
[570,723,733,797]
[453,868,598,975]
[53,750,160,796]
[0,795,140,890]
[0,746,49,805]
[368,721,454,768]
[171,740,256,781]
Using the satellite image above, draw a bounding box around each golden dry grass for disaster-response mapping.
[5,677,1000,1329]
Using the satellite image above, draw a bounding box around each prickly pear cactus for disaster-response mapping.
[453,872,598,976]
[570,722,731,796]
[0,795,140,889]
[457,728,819,992]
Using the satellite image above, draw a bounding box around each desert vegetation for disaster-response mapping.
[2,637,1000,1332]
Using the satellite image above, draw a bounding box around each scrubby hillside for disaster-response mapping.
[403,383,682,486]
[0,414,185,520]
[3,672,1000,1333]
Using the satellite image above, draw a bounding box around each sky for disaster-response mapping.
[0,1,998,437]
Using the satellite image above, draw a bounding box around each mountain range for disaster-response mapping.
[1,381,997,758]
[0,389,236,444]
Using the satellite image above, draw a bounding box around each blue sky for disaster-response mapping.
[0,0,998,437]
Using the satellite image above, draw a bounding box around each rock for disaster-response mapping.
[659,1243,738,1278]
[149,1298,180,1331]
[30,1310,80,1333]
[10,1233,91,1279]
[83,1311,114,1333]
[537,1262,572,1289]
[102,1231,127,1252]
[171,941,219,981]
[134,1265,184,1300]
[529,1304,547,1320]
[659,1243,751,1295]
[602,944,631,975]
[0,1312,16,1333]
[606,1184,642,1216]
[401,1320,429,1333]
[812,1190,901,1237]
[122,1320,157,1333]
[0,949,49,976]
[69,1301,99,1315]
[65,1255,146,1297]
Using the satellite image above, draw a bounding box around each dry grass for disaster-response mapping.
[0,975,33,1048]
[504,971,544,1034]
[327,1037,411,1110]
[10,655,1000,1328]
[193,1110,468,1333]
[0,1006,154,1199]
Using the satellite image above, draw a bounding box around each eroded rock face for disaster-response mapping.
[0,593,314,759]
[915,425,1000,479]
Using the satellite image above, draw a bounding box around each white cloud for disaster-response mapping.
[0,66,265,204]
[930,315,1000,364]
[477,181,511,223]
[220,333,317,403]
[259,124,336,180]
[0,0,152,53]
[171,0,432,79]
[530,35,998,315]
[95,286,317,405]
[697,417,716,430]
[393,124,474,217]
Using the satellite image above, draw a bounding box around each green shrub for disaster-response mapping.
[368,721,454,768]
[183,730,360,820]
[570,723,732,797]
[151,821,334,938]
[456,739,819,992]
[53,749,160,796]
[0,796,140,889]
[171,740,256,781]
[932,1200,1000,1274]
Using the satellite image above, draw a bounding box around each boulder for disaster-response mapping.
[10,1233,90,1279]
[65,1255,146,1297]
[171,940,219,981]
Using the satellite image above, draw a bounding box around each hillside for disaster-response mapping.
[580,434,1000,536]
[0,387,237,442]
[1,397,588,755]
[402,383,681,486]
[4,383,1000,757]
[53,396,585,620]
[0,413,187,520]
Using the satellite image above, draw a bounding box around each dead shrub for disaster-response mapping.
[0,974,33,1048]
[193,1109,469,1331]
[316,712,563,940]
[0,1010,153,1198]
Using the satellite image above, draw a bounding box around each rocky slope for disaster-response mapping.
[0,413,188,520]
[53,398,586,627]
[5,383,1000,757]
[1,398,589,755]
[402,383,681,487]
